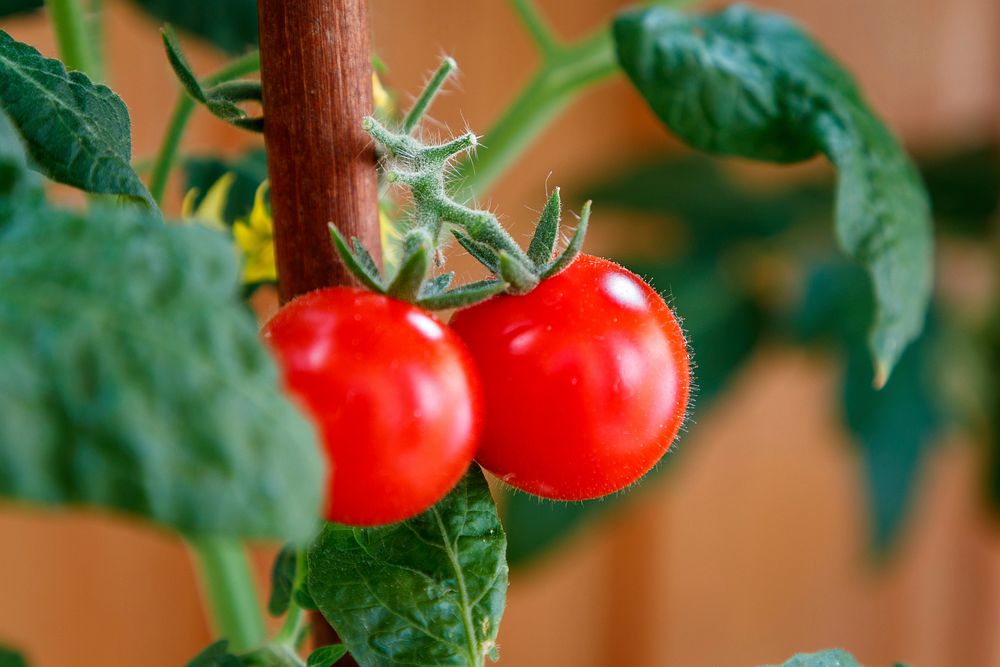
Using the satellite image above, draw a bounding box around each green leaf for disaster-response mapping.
[268,544,297,617]
[161,27,263,132]
[0,31,153,207]
[764,649,863,667]
[308,468,508,667]
[0,646,27,667]
[131,0,258,55]
[307,645,348,667]
[614,4,933,384]
[186,641,241,667]
[0,205,324,541]
[293,586,317,611]
[0,0,41,19]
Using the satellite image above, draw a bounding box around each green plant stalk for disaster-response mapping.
[189,536,267,653]
[510,0,561,56]
[454,29,618,200]
[47,0,97,76]
[86,0,105,80]
[149,51,262,206]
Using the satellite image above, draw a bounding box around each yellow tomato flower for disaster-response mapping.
[232,182,277,284]
[181,172,234,231]
[373,72,392,116]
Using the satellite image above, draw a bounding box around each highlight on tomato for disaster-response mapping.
[450,254,691,501]
[262,287,482,526]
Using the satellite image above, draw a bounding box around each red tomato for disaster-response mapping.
[262,287,481,526]
[450,255,690,500]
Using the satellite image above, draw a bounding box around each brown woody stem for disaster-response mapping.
[259,0,380,303]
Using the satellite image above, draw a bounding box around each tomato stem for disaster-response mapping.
[188,536,267,653]
[47,0,97,77]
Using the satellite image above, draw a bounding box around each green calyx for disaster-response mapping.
[331,57,591,310]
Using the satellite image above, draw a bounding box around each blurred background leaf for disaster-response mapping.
[130,0,258,55]
[0,0,41,19]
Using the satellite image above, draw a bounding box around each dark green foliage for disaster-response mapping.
[131,0,258,55]
[0,202,323,541]
[0,0,41,18]
[0,31,153,206]
[919,145,1000,236]
[614,4,933,385]
[0,646,27,667]
[268,545,297,617]
[309,468,507,667]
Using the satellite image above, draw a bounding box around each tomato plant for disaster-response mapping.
[0,0,939,665]
[262,287,481,526]
[451,255,690,500]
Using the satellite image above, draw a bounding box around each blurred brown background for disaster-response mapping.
[1,1,999,665]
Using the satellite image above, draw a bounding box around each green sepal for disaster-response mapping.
[386,234,432,302]
[527,187,561,268]
[327,223,385,293]
[453,231,500,273]
[306,645,348,667]
[541,200,590,279]
[418,272,455,299]
[161,26,263,133]
[352,238,380,279]
[499,251,539,294]
[417,279,507,310]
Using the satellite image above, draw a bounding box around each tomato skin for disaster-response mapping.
[262,288,481,526]
[450,255,690,500]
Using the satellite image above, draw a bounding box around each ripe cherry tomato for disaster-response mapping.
[262,287,481,526]
[450,255,690,500]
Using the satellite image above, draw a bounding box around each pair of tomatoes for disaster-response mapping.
[263,255,690,526]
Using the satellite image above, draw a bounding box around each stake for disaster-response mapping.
[258,0,381,303]
[257,0,378,662]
